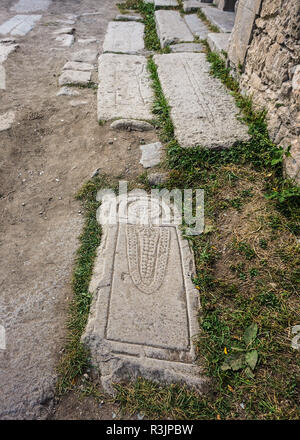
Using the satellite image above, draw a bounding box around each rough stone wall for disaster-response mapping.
[231,0,300,183]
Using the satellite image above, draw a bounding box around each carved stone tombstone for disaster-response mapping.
[218,0,238,11]
[228,0,262,67]
[82,190,209,393]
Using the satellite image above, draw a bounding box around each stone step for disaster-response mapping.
[155,10,194,48]
[183,1,213,13]
[97,54,154,122]
[153,53,250,148]
[184,13,209,39]
[154,0,178,8]
[82,191,209,394]
[102,21,145,55]
[207,32,230,56]
[200,5,235,32]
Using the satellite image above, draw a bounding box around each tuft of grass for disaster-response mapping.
[197,10,220,33]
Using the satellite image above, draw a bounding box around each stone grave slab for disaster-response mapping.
[170,42,203,52]
[97,54,154,122]
[58,69,91,86]
[0,15,42,36]
[102,21,144,55]
[217,0,237,11]
[154,53,250,148]
[228,0,262,67]
[200,5,235,32]
[155,10,194,48]
[184,14,209,39]
[155,0,178,8]
[207,32,230,56]
[82,191,209,394]
[11,0,51,12]
[140,142,162,168]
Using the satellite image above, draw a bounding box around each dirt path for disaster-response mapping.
[0,0,158,420]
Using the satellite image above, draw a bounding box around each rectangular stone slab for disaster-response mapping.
[207,32,230,55]
[184,14,209,39]
[102,21,145,55]
[155,10,194,48]
[200,5,235,32]
[228,0,262,67]
[183,1,212,13]
[0,15,42,36]
[82,193,209,394]
[97,54,154,122]
[154,53,250,148]
[155,0,178,8]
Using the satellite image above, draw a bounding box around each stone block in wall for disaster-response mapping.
[228,0,262,67]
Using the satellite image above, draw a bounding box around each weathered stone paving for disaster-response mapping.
[0,15,42,36]
[103,21,145,54]
[82,192,209,394]
[97,54,154,122]
[200,5,235,32]
[155,10,194,48]
[184,13,210,39]
[154,53,250,148]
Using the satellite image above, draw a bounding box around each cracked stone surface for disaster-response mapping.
[0,41,19,63]
[200,5,235,32]
[0,65,5,90]
[10,0,51,12]
[154,52,250,148]
[184,13,210,39]
[82,192,210,394]
[170,42,204,52]
[140,142,162,168]
[97,54,154,122]
[0,15,42,36]
[58,69,91,86]
[103,21,145,55]
[155,10,194,48]
[207,32,230,55]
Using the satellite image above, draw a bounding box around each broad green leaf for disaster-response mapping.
[243,323,258,346]
[244,367,255,379]
[245,350,258,370]
[230,354,245,371]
